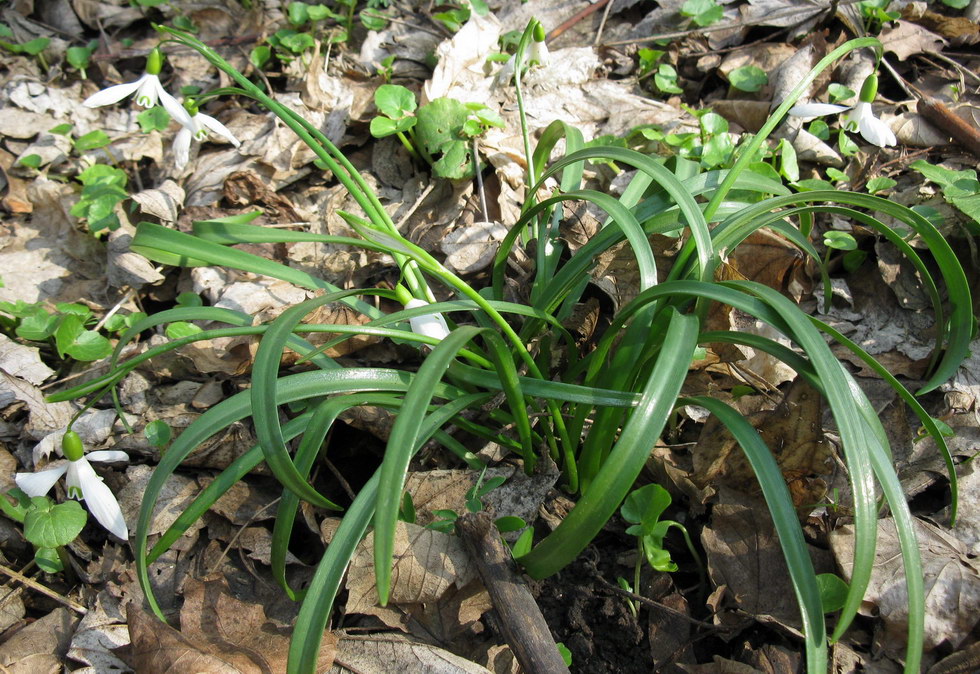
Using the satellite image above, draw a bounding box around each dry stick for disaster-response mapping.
[456,512,570,674]
[594,0,617,47]
[880,58,980,160]
[0,562,88,615]
[548,0,614,43]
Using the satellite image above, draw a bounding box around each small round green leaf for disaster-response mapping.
[728,65,768,93]
[24,498,87,549]
[144,420,172,448]
[823,230,858,251]
[374,84,417,120]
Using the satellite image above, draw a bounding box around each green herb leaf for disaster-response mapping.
[24,497,87,549]
[137,106,171,133]
[728,65,768,93]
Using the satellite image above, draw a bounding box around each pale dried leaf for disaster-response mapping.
[67,592,130,672]
[0,592,25,634]
[941,339,980,410]
[830,518,980,655]
[424,12,501,104]
[347,522,478,612]
[331,633,491,674]
[0,372,74,441]
[0,108,56,139]
[441,221,510,273]
[118,464,203,538]
[0,607,77,673]
[0,333,54,385]
[131,180,185,222]
[891,111,953,147]
[880,20,947,60]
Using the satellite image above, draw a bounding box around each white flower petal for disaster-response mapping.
[788,103,850,118]
[840,102,869,133]
[197,113,241,147]
[134,74,163,108]
[15,464,68,496]
[68,459,128,539]
[173,127,192,170]
[85,450,129,463]
[859,114,897,147]
[82,77,146,108]
[157,87,194,127]
[406,299,450,342]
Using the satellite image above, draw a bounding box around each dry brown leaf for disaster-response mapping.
[403,465,557,535]
[117,464,203,540]
[694,377,833,511]
[700,490,804,630]
[725,229,810,302]
[0,606,77,673]
[830,517,980,656]
[440,220,510,274]
[0,590,25,634]
[890,111,954,147]
[67,591,129,672]
[330,632,491,674]
[345,522,490,642]
[879,20,948,60]
[0,333,54,385]
[131,180,185,222]
[902,4,980,45]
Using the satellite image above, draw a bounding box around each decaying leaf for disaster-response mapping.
[0,606,77,673]
[694,377,833,511]
[131,180,185,223]
[0,333,54,385]
[330,632,491,674]
[700,489,809,630]
[123,576,337,673]
[67,592,130,672]
[879,20,948,61]
[830,517,980,656]
[345,522,491,642]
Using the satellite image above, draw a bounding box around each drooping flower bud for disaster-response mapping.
[146,47,165,76]
[62,430,84,462]
[859,73,878,104]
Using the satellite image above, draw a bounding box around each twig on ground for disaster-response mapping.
[548,0,614,43]
[457,512,570,674]
[0,561,88,614]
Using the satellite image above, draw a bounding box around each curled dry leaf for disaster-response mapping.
[67,592,130,672]
[0,333,54,386]
[700,489,806,631]
[131,180,185,222]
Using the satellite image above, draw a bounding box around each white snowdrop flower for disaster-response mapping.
[788,73,896,148]
[83,47,192,128]
[174,102,241,170]
[15,431,129,540]
[405,298,450,342]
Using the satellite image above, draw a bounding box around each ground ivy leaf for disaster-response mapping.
[24,498,87,549]
[375,84,416,119]
[65,330,112,361]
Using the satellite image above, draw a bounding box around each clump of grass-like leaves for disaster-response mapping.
[50,21,971,674]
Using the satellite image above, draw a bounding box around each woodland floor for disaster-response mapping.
[1,0,980,672]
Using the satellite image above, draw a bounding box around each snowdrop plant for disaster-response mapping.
[789,73,897,147]
[50,25,971,674]
[83,47,192,129]
[15,430,128,540]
